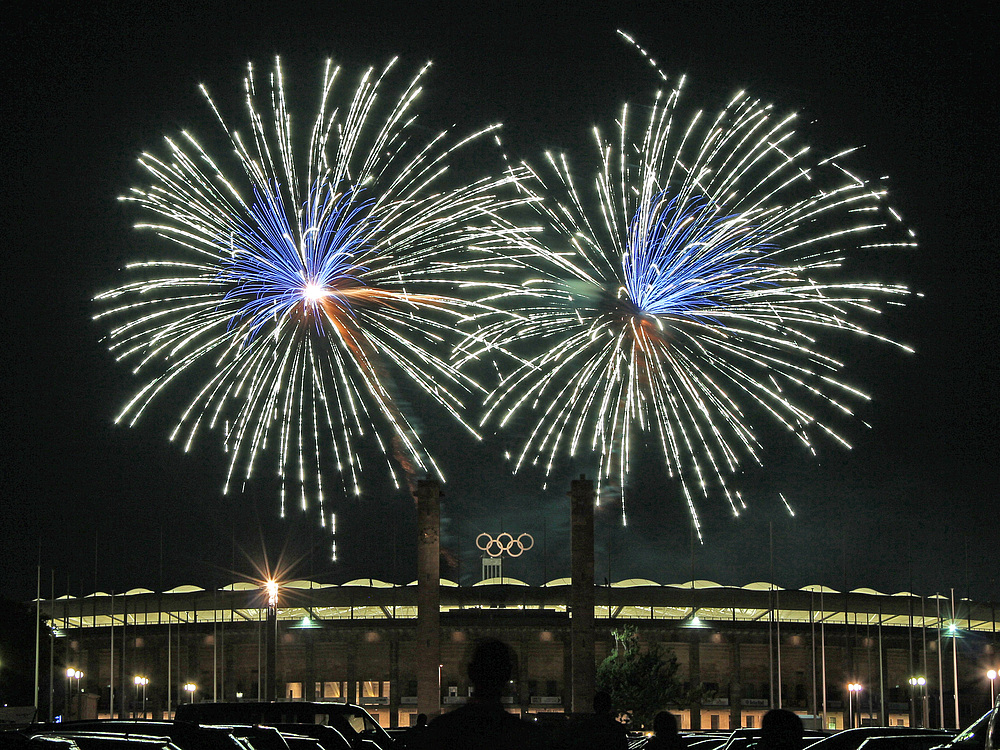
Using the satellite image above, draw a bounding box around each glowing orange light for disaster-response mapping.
[265,579,279,607]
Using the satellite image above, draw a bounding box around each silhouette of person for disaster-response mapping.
[644,711,687,750]
[563,690,628,750]
[405,713,430,749]
[426,637,546,749]
[756,709,804,750]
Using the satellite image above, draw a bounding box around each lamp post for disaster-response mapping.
[264,580,279,701]
[909,677,927,727]
[64,667,74,720]
[73,670,82,717]
[947,594,960,729]
[848,683,863,729]
[63,668,82,719]
[988,670,997,706]
[184,682,197,704]
[134,676,148,718]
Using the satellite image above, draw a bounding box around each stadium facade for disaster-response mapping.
[39,576,1000,730]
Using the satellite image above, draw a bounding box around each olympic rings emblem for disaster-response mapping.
[476,532,534,558]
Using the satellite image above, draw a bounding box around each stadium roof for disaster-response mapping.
[38,578,999,632]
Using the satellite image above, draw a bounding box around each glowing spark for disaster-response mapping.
[303,284,327,302]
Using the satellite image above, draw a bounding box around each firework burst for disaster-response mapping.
[464,35,914,533]
[95,58,526,525]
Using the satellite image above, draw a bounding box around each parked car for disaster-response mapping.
[808,727,954,750]
[174,703,391,750]
[0,734,79,750]
[931,708,997,750]
[27,732,181,750]
[857,735,960,750]
[685,734,731,750]
[268,727,350,750]
[719,727,830,750]
[986,692,999,750]
[271,735,324,750]
[32,721,249,750]
[220,726,288,750]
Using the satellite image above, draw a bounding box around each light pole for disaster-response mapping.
[64,668,82,719]
[263,580,280,702]
[64,667,74,720]
[948,592,960,729]
[988,670,997,707]
[848,683,863,729]
[910,677,927,727]
[134,676,148,718]
[184,682,197,704]
[73,670,83,717]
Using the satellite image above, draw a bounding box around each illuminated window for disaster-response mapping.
[286,682,303,700]
[363,680,379,698]
[321,681,342,699]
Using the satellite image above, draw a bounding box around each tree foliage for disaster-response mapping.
[596,625,685,729]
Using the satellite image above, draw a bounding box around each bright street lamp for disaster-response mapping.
[847,683,863,729]
[263,579,280,701]
[265,580,279,608]
[988,670,997,706]
[184,682,197,703]
[909,677,927,727]
[64,668,82,719]
[133,675,149,718]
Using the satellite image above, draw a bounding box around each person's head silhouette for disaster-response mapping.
[467,638,515,699]
[654,710,679,736]
[760,709,804,750]
[593,690,614,716]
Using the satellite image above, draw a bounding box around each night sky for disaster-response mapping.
[4,2,996,606]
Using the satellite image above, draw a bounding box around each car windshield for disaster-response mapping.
[305,709,382,739]
[341,711,379,735]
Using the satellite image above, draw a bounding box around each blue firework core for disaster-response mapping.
[219,183,372,340]
[622,192,769,320]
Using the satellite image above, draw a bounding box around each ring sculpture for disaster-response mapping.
[476,532,534,558]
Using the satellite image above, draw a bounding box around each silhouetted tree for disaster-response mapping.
[596,625,685,729]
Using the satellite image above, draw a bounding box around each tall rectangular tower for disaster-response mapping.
[415,479,441,718]
[570,475,595,714]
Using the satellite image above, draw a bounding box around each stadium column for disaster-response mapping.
[689,634,702,729]
[729,640,743,730]
[415,479,441,718]
[389,639,400,728]
[347,637,357,704]
[570,475,595,714]
[304,629,316,701]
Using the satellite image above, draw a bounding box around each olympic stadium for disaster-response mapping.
[37,572,1000,731]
